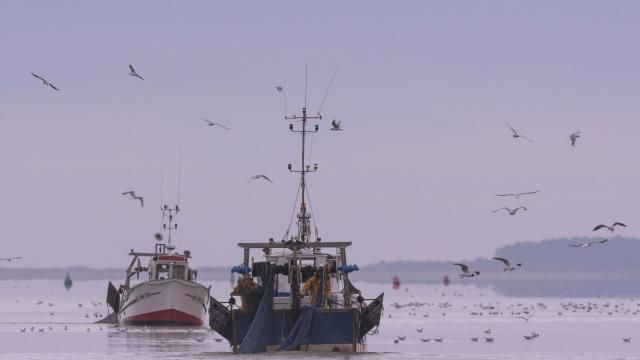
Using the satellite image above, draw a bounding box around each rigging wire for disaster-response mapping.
[317,63,340,115]
[177,145,182,206]
[281,178,303,242]
[304,183,320,239]
[159,168,165,230]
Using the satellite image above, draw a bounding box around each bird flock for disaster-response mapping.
[453,124,628,279]
[383,286,637,347]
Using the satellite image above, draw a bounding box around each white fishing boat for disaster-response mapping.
[106,204,210,326]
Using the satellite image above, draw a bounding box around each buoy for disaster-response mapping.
[64,273,73,291]
[392,276,401,290]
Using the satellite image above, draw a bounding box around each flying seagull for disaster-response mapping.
[453,263,480,278]
[492,257,522,271]
[569,239,608,248]
[330,119,342,131]
[31,72,60,91]
[128,65,144,80]
[492,207,527,216]
[275,86,284,92]
[569,131,581,147]
[245,175,274,188]
[195,116,229,129]
[121,191,144,207]
[495,190,540,199]
[0,257,22,262]
[593,222,626,233]
[506,123,534,143]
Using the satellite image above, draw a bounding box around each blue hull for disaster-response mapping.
[232,308,363,352]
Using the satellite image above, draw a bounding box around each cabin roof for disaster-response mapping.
[237,241,352,249]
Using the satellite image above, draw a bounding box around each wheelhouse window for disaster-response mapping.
[172,264,186,280]
[156,264,170,280]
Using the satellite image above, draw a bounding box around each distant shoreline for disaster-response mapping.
[3,236,639,297]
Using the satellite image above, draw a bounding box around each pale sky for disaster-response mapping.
[1,1,640,268]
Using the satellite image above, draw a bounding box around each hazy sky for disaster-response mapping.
[2,1,640,268]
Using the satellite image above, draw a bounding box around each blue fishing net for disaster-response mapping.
[277,268,325,351]
[237,264,275,354]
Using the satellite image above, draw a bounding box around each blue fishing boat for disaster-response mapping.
[209,106,384,353]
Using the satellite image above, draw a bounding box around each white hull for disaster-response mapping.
[119,279,209,326]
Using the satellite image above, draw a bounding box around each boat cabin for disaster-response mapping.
[123,249,197,290]
[149,255,197,282]
[238,241,361,310]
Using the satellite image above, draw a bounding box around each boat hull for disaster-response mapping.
[119,279,209,326]
[234,308,365,352]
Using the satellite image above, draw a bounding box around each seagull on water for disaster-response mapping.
[515,314,533,322]
[593,222,626,233]
[495,190,540,199]
[122,191,144,207]
[0,257,22,262]
[453,263,480,278]
[128,65,144,80]
[569,239,608,248]
[492,257,522,271]
[330,119,342,131]
[506,123,533,143]
[31,72,60,91]
[245,175,274,188]
[195,116,229,129]
[492,207,527,216]
[569,131,581,147]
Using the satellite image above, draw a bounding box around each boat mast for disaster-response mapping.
[161,204,179,251]
[286,107,321,243]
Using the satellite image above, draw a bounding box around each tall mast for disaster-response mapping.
[161,204,179,251]
[287,107,321,243]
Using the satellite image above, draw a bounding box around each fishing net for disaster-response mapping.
[237,264,275,354]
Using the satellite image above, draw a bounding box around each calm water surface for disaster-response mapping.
[0,280,639,360]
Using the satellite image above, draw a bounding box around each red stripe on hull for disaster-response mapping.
[124,309,203,326]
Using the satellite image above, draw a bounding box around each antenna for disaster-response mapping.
[160,168,164,209]
[304,65,308,109]
[283,80,287,117]
[177,145,182,206]
[317,63,340,115]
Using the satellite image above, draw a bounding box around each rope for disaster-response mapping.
[281,179,302,242]
[304,184,320,239]
[317,64,340,115]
